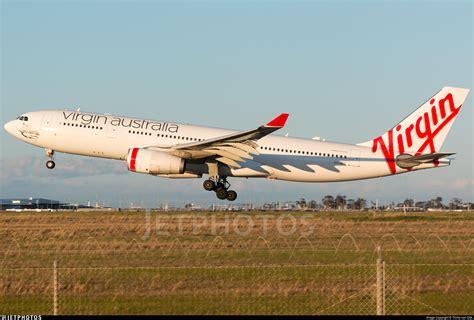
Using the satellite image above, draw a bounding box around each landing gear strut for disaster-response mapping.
[45,149,55,169]
[203,176,238,201]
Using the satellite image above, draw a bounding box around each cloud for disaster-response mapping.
[448,178,474,190]
[0,154,126,184]
[0,154,472,206]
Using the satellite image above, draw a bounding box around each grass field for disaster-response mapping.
[1,210,473,314]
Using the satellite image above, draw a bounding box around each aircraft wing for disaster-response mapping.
[164,113,289,169]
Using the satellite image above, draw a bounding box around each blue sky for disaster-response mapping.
[1,1,472,207]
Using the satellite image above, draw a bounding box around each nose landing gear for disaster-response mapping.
[45,149,56,169]
[203,176,238,201]
[46,160,56,169]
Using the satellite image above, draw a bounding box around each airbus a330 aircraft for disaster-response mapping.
[3,87,470,201]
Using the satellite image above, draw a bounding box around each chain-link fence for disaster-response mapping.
[1,263,473,315]
[384,264,474,315]
[2,211,473,314]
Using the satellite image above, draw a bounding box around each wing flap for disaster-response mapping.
[224,142,260,155]
[215,157,241,169]
[204,148,245,162]
[210,146,254,160]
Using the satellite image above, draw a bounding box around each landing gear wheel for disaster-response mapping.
[46,160,56,169]
[227,190,237,202]
[203,179,216,191]
[45,149,55,170]
[216,188,228,200]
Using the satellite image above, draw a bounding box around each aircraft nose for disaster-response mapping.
[4,120,15,135]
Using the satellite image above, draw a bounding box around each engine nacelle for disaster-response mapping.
[127,148,185,175]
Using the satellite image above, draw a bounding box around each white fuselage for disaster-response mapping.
[4,110,447,182]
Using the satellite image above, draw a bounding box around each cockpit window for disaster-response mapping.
[17,116,29,121]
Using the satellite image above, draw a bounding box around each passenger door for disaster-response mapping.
[106,124,118,138]
[349,150,361,167]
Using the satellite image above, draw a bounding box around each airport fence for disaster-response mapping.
[1,261,473,315]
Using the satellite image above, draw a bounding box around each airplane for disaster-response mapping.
[3,87,470,201]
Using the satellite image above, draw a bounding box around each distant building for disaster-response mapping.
[0,198,79,210]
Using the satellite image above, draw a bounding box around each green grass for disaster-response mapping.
[1,210,473,315]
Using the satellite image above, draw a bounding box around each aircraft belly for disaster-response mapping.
[259,158,394,182]
[44,129,127,160]
[229,160,273,177]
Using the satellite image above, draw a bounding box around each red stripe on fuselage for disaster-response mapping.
[130,148,139,171]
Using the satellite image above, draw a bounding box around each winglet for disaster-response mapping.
[266,113,289,127]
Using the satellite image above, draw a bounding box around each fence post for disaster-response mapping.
[376,246,385,315]
[53,260,58,315]
[382,260,386,315]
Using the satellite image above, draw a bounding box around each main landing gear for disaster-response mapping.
[203,176,238,201]
[45,149,56,169]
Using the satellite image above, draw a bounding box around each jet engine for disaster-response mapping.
[127,148,185,175]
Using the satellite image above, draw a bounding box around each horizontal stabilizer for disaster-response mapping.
[396,152,455,169]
